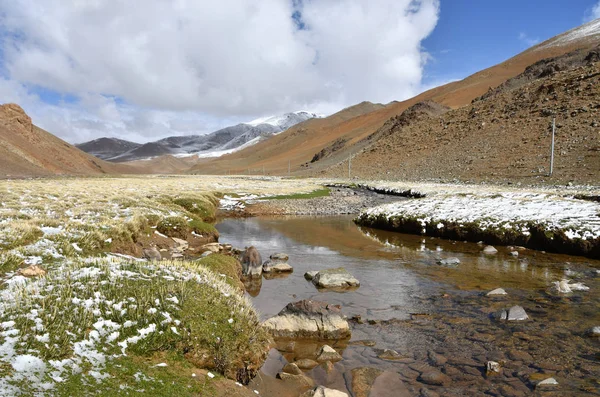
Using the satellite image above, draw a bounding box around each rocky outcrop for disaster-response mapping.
[311,268,360,289]
[263,252,293,273]
[262,300,351,339]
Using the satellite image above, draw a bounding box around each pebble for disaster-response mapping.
[483,245,498,254]
[486,288,507,296]
[536,377,559,390]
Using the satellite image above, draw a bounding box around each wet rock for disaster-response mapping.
[427,350,447,366]
[142,246,162,261]
[509,251,519,257]
[486,288,507,296]
[370,370,411,396]
[486,361,501,376]
[240,246,262,278]
[312,267,360,289]
[436,257,460,266]
[262,260,293,273]
[304,271,319,280]
[316,345,343,362]
[300,385,348,397]
[348,339,376,347]
[418,369,451,386]
[282,362,302,375]
[378,349,403,360]
[270,253,289,261]
[483,245,498,254]
[321,360,335,373]
[535,377,559,390]
[276,371,315,388]
[294,359,319,370]
[263,300,351,339]
[17,265,46,278]
[494,306,529,321]
[350,367,382,397]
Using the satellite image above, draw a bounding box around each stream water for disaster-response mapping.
[217,215,600,396]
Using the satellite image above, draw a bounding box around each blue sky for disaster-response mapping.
[422,0,600,87]
[0,0,598,143]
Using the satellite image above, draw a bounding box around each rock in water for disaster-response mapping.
[586,326,600,337]
[240,246,262,278]
[301,386,348,397]
[486,361,501,376]
[312,267,360,289]
[483,245,498,254]
[262,260,293,273]
[304,271,319,280]
[536,378,559,390]
[553,279,589,293]
[262,300,351,339]
[316,345,343,362]
[143,246,162,261]
[486,288,507,296]
[282,362,303,375]
[495,305,529,321]
[436,257,460,266]
[270,253,289,261]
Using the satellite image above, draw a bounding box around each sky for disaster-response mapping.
[0,0,598,144]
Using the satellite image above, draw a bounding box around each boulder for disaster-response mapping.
[17,265,46,278]
[294,359,320,370]
[312,268,360,289]
[282,362,303,375]
[240,246,262,278]
[270,253,289,261]
[436,257,460,266]
[262,260,293,273]
[495,305,529,321]
[276,371,315,388]
[483,245,498,254]
[486,288,507,296]
[200,243,220,253]
[263,300,351,339]
[304,271,319,280]
[301,386,348,397]
[316,345,343,362]
[143,246,162,261]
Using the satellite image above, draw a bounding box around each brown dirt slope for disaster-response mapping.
[191,20,600,179]
[0,104,135,177]
[318,46,600,185]
[125,154,199,174]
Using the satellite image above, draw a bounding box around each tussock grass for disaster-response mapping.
[261,187,330,200]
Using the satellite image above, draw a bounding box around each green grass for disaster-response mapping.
[156,216,191,239]
[191,254,242,290]
[188,219,219,240]
[173,197,217,222]
[262,187,330,200]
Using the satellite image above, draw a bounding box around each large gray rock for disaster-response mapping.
[495,305,529,321]
[262,260,293,273]
[270,253,289,261]
[304,271,319,280]
[316,345,343,362]
[240,246,262,278]
[312,268,360,289]
[143,247,162,261]
[263,300,351,339]
[436,257,460,267]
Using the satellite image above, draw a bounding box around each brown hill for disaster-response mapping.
[191,20,600,180]
[0,104,135,177]
[318,45,600,184]
[125,155,199,174]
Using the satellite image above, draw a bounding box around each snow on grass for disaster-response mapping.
[360,192,600,240]
[0,257,267,395]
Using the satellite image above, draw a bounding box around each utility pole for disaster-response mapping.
[549,118,555,176]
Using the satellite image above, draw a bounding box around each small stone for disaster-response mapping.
[486,288,507,296]
[536,377,559,390]
[17,265,46,278]
[586,326,600,337]
[378,349,403,360]
[486,361,501,376]
[436,257,460,266]
[316,345,343,362]
[282,363,303,375]
[483,246,498,254]
[509,251,519,257]
[300,386,348,397]
[304,271,319,280]
[270,253,289,261]
[263,261,293,273]
[496,305,529,321]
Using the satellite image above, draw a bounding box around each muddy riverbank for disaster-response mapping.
[216,215,600,396]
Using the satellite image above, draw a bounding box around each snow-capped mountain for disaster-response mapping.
[78,111,321,162]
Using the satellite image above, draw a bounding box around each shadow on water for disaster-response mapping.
[217,215,600,395]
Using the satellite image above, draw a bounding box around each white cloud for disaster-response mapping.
[518,32,540,47]
[0,0,440,143]
[585,1,600,21]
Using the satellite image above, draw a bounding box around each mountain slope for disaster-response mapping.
[190,19,600,179]
[0,104,135,177]
[75,137,141,160]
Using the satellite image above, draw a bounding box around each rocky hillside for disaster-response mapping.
[316,45,600,184]
[0,104,134,177]
[75,137,141,160]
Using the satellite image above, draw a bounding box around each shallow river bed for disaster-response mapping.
[217,216,600,396]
